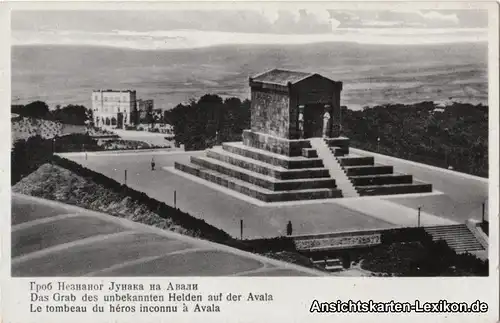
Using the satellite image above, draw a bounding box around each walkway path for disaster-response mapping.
[334,198,458,227]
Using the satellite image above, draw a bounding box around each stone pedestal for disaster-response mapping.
[174,130,345,202]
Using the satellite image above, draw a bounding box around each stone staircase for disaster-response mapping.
[175,139,343,202]
[424,224,484,254]
[309,138,359,198]
[324,138,433,196]
[175,130,433,202]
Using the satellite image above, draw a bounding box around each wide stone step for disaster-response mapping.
[425,227,473,233]
[190,156,337,191]
[302,148,318,158]
[174,162,343,202]
[350,174,413,186]
[445,246,484,252]
[425,228,470,234]
[330,146,349,157]
[207,148,330,180]
[424,224,468,230]
[423,225,484,252]
[357,183,433,196]
[338,156,374,167]
[430,233,479,239]
[456,248,484,253]
[222,142,324,169]
[443,241,483,247]
[324,137,350,149]
[448,244,484,252]
[434,236,483,243]
[344,164,393,176]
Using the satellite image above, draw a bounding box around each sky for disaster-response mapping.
[11,9,489,49]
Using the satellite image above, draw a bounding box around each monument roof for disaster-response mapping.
[251,68,317,86]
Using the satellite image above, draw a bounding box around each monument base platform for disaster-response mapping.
[175,131,433,203]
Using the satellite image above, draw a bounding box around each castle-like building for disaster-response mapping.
[91,89,137,128]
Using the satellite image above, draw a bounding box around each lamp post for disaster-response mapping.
[377,137,380,153]
[482,201,485,223]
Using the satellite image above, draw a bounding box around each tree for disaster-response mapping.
[166,95,250,151]
[53,105,91,125]
[15,101,50,119]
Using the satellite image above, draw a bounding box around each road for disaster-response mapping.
[11,193,325,277]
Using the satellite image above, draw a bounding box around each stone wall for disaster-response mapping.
[242,130,311,156]
[251,88,290,138]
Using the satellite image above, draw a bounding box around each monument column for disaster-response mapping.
[323,104,332,138]
[298,105,305,139]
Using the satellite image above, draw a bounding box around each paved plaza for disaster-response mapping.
[59,149,488,239]
[12,194,325,276]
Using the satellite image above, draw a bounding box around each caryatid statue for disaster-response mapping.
[322,105,332,138]
[298,105,305,139]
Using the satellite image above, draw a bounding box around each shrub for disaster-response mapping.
[381,227,433,245]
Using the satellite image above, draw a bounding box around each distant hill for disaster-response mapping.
[12,42,487,110]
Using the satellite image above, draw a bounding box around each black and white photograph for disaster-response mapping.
[7,3,494,281]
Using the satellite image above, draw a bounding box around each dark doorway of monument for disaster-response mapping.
[303,103,327,138]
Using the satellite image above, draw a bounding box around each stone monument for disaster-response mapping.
[175,68,432,202]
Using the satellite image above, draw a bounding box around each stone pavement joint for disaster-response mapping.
[12,213,83,232]
[85,247,211,277]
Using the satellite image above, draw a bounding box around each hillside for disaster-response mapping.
[11,117,64,141]
[13,163,196,236]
